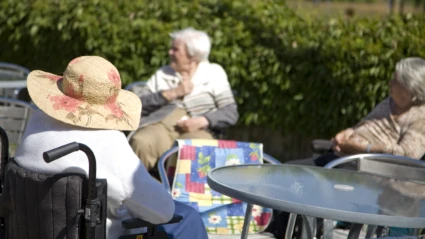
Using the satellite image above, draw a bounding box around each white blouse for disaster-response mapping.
[15,110,174,239]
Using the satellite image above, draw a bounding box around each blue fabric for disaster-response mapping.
[388,227,416,237]
[159,200,208,239]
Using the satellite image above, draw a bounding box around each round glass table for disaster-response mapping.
[208,164,425,237]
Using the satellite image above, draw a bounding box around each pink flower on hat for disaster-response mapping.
[79,74,84,83]
[49,95,82,112]
[105,95,123,117]
[107,69,121,87]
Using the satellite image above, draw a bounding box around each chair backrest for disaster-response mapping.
[325,153,425,181]
[0,62,30,100]
[169,139,273,235]
[125,81,147,96]
[0,62,30,76]
[0,159,108,239]
[0,127,108,239]
[1,159,86,239]
[0,97,36,152]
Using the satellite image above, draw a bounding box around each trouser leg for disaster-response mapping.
[129,123,174,171]
[159,201,208,239]
[178,130,214,140]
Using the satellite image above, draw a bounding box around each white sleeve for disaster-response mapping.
[116,139,175,223]
[210,64,232,96]
[145,72,158,93]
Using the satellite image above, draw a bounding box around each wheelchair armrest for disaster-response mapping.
[311,139,333,153]
[122,214,183,230]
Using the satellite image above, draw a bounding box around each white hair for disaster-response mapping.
[170,27,211,62]
[395,57,425,103]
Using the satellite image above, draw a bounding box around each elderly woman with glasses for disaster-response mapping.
[290,57,425,166]
[268,57,425,239]
[130,27,238,171]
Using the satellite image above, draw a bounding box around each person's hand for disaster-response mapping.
[334,128,355,144]
[161,73,193,101]
[174,73,193,98]
[331,128,355,152]
[176,117,209,133]
[336,138,367,155]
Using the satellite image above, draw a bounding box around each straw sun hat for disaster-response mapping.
[27,56,141,131]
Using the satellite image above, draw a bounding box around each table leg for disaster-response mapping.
[414,228,421,237]
[241,203,253,239]
[365,225,377,238]
[323,219,334,239]
[285,213,298,239]
[300,215,314,239]
[375,226,389,237]
[347,223,363,239]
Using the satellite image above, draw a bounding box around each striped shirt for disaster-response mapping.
[136,61,238,129]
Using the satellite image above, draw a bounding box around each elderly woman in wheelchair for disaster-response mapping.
[290,57,425,166]
[4,56,208,239]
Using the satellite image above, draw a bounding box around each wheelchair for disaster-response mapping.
[0,127,182,239]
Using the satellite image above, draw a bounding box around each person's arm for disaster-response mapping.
[333,98,390,154]
[204,103,239,129]
[175,102,238,133]
[381,119,425,159]
[331,128,355,148]
[137,71,193,116]
[335,138,385,155]
[336,119,425,159]
[139,90,169,116]
[132,72,169,116]
[118,141,175,223]
[203,64,239,129]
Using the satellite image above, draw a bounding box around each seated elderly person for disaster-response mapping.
[290,57,425,166]
[15,56,208,239]
[267,57,425,239]
[130,27,238,171]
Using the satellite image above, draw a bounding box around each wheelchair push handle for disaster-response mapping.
[43,142,80,163]
[42,142,98,200]
[42,142,97,180]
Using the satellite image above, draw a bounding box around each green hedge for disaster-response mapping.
[1,0,425,137]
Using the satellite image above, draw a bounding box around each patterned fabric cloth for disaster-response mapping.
[170,139,273,234]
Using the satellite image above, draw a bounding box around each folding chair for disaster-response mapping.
[158,139,280,238]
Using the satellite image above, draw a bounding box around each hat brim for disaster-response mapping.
[27,70,141,131]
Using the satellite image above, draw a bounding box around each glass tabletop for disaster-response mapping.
[207,164,425,228]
